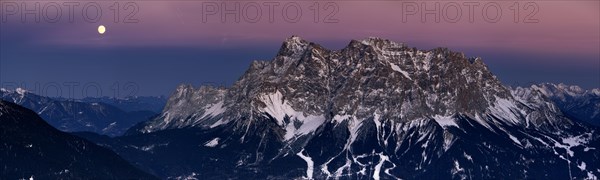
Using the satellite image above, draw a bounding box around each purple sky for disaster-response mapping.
[1,0,598,97]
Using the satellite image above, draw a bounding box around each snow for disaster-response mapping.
[592,89,600,96]
[433,115,458,128]
[333,114,351,124]
[320,163,333,178]
[508,134,522,146]
[586,172,597,180]
[285,115,326,140]
[464,152,473,161]
[56,169,70,175]
[296,149,314,179]
[260,91,295,126]
[16,88,26,95]
[473,114,493,132]
[209,118,226,128]
[141,145,155,151]
[578,161,586,171]
[553,133,591,157]
[204,138,220,147]
[331,114,366,153]
[452,160,464,175]
[102,122,118,132]
[200,101,226,119]
[346,116,363,150]
[373,153,389,180]
[373,112,383,145]
[129,143,170,152]
[260,91,326,141]
[389,63,412,80]
[488,96,521,124]
[562,135,588,147]
[289,36,302,43]
[37,106,49,114]
[383,161,399,179]
[443,131,455,151]
[140,86,227,134]
[332,158,352,177]
[170,172,199,180]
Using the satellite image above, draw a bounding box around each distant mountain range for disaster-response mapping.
[79,96,167,113]
[521,83,600,126]
[77,36,599,179]
[0,100,157,179]
[0,88,166,136]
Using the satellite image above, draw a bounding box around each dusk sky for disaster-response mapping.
[1,0,598,98]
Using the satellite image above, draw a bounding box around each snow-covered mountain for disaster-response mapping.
[513,83,600,126]
[0,88,158,136]
[126,85,226,135]
[134,36,567,134]
[102,36,599,179]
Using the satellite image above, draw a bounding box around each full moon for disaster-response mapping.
[98,25,106,34]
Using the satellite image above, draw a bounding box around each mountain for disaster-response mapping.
[0,100,157,179]
[514,83,599,126]
[80,96,167,113]
[89,36,598,179]
[124,85,227,135]
[0,88,158,136]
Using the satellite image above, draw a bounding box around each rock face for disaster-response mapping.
[114,36,599,179]
[0,100,157,179]
[134,36,562,134]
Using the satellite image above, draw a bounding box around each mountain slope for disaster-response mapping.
[0,100,157,179]
[111,36,600,179]
[80,96,167,113]
[0,88,158,136]
[517,83,600,126]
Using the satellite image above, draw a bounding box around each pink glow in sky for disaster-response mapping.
[3,1,599,57]
[1,0,598,93]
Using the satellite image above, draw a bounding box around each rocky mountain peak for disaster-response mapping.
[136,37,569,138]
[277,35,311,57]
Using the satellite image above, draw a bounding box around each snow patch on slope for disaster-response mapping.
[508,134,522,146]
[373,153,389,180]
[433,115,458,128]
[200,101,226,119]
[16,88,27,95]
[296,149,314,179]
[488,96,521,124]
[260,91,326,141]
[204,138,220,147]
[389,63,412,80]
[333,114,352,124]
